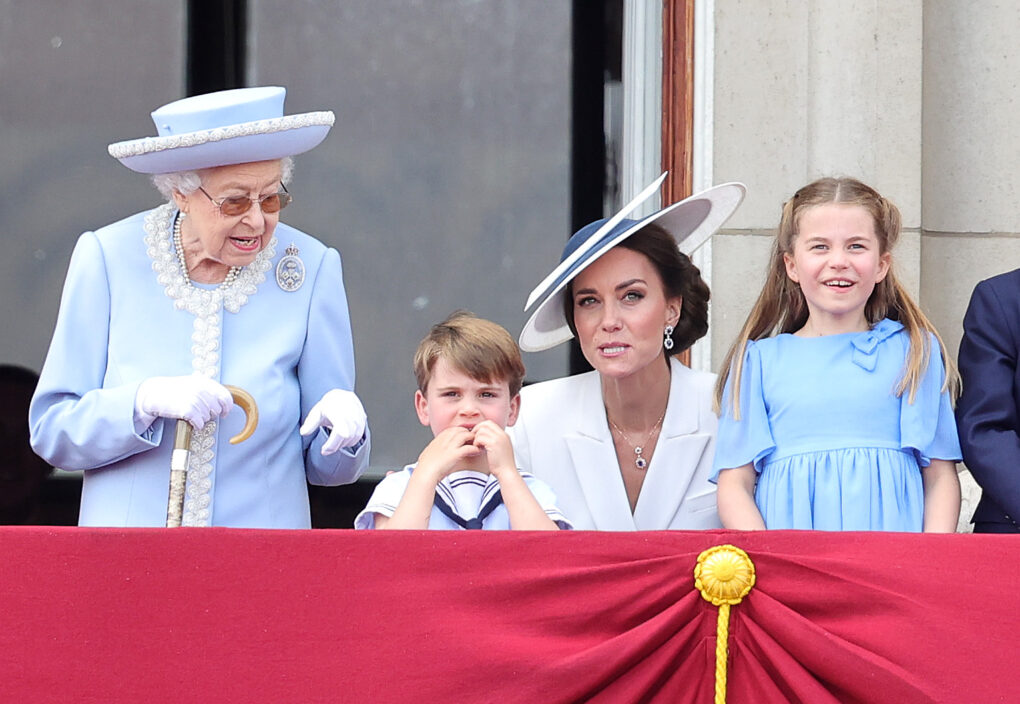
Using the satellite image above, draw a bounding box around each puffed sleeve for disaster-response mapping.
[299,246,371,485]
[353,469,412,529]
[711,341,776,479]
[522,473,573,529]
[956,276,1020,519]
[900,333,962,466]
[29,232,164,470]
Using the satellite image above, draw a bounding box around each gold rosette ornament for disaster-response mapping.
[694,545,756,704]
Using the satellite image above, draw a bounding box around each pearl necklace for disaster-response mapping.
[173,213,241,288]
[608,410,666,470]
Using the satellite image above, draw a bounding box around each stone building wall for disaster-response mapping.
[705,0,1020,531]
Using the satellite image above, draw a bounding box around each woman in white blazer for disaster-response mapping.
[511,175,744,530]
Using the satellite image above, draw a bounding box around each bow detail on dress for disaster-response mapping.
[851,319,904,371]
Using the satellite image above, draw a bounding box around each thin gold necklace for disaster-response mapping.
[608,410,666,470]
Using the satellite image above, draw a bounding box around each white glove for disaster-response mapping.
[134,375,234,431]
[300,389,367,455]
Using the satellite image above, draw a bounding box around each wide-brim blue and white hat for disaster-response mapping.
[107,86,334,174]
[519,173,745,352]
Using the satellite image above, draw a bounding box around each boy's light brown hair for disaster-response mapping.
[414,311,526,396]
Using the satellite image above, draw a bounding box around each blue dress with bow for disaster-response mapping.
[712,319,961,531]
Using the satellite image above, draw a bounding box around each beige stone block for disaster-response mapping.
[921,233,1020,359]
[713,1,923,228]
[713,0,809,229]
[922,3,1020,232]
[709,230,776,371]
[872,2,923,226]
[892,229,922,301]
[805,1,922,224]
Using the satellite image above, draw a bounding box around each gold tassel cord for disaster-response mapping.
[694,545,756,704]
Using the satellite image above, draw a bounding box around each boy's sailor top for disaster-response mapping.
[354,466,572,530]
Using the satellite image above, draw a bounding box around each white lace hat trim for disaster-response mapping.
[108,111,334,159]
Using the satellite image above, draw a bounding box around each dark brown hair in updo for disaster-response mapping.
[562,222,710,356]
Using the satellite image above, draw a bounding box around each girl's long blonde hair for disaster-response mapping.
[714,177,960,418]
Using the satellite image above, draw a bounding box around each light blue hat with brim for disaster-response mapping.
[108,86,334,174]
[519,173,745,352]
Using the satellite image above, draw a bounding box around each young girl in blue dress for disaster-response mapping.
[712,177,962,532]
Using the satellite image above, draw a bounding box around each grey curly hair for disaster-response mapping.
[151,156,295,200]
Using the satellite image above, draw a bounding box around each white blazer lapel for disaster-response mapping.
[633,360,711,529]
[564,374,637,531]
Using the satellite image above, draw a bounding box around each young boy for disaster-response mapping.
[355,312,570,530]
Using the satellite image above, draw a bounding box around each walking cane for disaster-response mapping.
[166,385,258,527]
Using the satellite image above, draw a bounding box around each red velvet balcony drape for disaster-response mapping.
[1,528,1016,703]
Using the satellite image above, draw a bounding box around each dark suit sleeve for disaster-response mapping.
[956,275,1020,522]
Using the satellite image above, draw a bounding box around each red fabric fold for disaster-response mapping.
[0,528,1015,703]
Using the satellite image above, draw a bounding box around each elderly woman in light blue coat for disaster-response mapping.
[30,87,369,527]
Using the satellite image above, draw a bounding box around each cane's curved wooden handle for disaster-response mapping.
[224,385,258,444]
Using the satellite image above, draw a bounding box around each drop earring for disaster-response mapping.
[663,324,675,350]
